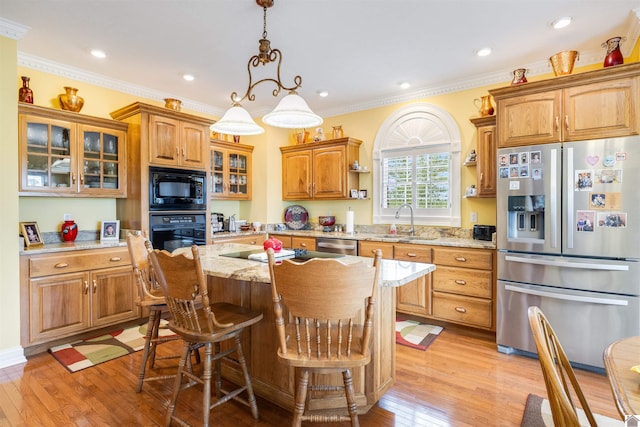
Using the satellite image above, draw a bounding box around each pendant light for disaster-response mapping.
[210,0,322,136]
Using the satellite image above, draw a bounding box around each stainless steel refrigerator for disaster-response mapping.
[496,136,640,371]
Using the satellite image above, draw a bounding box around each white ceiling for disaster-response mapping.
[1,1,639,119]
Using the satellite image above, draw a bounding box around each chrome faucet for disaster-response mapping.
[394,203,414,236]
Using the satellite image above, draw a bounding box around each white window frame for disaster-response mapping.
[373,103,461,227]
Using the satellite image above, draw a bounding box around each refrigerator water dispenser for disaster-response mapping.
[507,195,545,241]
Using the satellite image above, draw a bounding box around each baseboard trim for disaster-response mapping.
[0,346,27,369]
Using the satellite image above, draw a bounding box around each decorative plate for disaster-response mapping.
[284,205,309,230]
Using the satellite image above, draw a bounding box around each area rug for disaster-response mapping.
[520,393,624,427]
[49,320,174,373]
[395,318,443,350]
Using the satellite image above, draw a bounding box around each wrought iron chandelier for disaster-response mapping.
[210,0,323,136]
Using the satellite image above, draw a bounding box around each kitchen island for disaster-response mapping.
[174,243,435,414]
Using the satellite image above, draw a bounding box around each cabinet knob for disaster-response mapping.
[406,252,417,257]
[455,257,467,262]
[92,279,97,293]
[54,262,69,269]
[109,257,121,262]
[300,243,307,247]
[83,281,89,294]
[454,279,467,285]
[555,116,560,132]
[564,115,569,131]
[455,306,467,313]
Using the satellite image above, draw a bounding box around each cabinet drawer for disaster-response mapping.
[433,266,492,298]
[30,248,131,278]
[358,241,394,259]
[292,237,316,251]
[432,292,492,328]
[393,244,432,263]
[432,247,493,270]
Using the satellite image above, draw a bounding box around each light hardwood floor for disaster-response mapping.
[0,321,620,426]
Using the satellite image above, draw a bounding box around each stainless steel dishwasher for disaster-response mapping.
[315,237,358,255]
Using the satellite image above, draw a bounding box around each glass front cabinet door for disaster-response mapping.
[209,140,253,200]
[18,104,128,197]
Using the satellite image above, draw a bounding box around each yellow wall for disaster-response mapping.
[0,37,21,357]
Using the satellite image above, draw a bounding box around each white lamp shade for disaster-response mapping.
[210,105,265,136]
[262,93,323,129]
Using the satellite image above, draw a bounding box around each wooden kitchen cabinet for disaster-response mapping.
[280,137,362,200]
[469,115,496,197]
[110,103,213,238]
[20,247,139,349]
[359,241,431,317]
[148,114,208,169]
[491,64,640,148]
[210,139,253,200]
[431,247,495,330]
[291,236,316,251]
[19,104,128,197]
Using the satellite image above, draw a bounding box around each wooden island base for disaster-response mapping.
[208,275,397,414]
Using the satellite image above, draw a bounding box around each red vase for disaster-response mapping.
[602,37,624,67]
[19,76,33,104]
[61,220,78,242]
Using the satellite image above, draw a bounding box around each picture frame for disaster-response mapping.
[20,221,44,247]
[350,189,359,198]
[100,220,120,243]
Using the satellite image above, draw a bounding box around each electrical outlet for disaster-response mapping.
[470,212,478,223]
[63,213,72,221]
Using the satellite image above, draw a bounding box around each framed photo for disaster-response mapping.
[21,221,44,247]
[100,220,120,242]
[350,189,359,198]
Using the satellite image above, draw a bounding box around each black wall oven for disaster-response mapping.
[149,213,206,252]
[149,166,206,211]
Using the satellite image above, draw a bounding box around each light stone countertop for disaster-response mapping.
[175,243,436,288]
[19,239,128,255]
[212,230,496,250]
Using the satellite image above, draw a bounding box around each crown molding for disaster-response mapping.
[0,17,30,40]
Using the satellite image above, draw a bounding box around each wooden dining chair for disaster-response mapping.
[528,306,599,427]
[126,233,189,392]
[149,245,262,427]
[267,248,382,427]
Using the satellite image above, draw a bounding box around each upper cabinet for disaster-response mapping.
[490,63,640,148]
[149,115,208,169]
[19,104,128,197]
[280,137,362,200]
[469,115,496,197]
[210,139,254,200]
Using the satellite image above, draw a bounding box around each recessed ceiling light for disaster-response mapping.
[317,90,329,97]
[551,17,572,29]
[399,82,411,90]
[183,74,195,81]
[476,47,492,57]
[90,49,106,59]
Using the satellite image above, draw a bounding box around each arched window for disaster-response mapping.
[373,103,461,227]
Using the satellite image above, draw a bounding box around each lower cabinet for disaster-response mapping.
[20,246,139,349]
[358,241,496,330]
[267,234,317,251]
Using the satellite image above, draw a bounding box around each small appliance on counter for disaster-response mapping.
[473,225,495,241]
[211,213,224,233]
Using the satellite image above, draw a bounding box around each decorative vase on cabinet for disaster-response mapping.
[59,87,84,112]
[602,36,624,67]
[61,220,78,242]
[19,76,34,104]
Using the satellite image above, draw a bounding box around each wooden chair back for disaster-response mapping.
[126,233,164,304]
[149,245,232,335]
[267,249,382,362]
[527,306,597,427]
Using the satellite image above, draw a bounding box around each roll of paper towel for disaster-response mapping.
[346,209,354,233]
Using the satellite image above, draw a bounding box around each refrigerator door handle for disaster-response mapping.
[566,146,574,249]
[504,284,629,306]
[504,255,629,271]
[550,148,558,248]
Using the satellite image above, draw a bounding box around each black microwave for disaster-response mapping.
[149,166,206,211]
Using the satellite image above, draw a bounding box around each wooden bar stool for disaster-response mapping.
[267,248,382,427]
[149,245,262,427]
[126,233,191,392]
